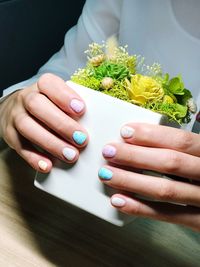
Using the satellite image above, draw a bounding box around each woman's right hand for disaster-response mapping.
[0,73,88,173]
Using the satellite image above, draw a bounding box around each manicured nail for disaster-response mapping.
[120,126,135,138]
[98,167,113,180]
[111,197,126,207]
[38,160,48,171]
[70,99,85,113]
[73,131,87,145]
[102,145,116,158]
[62,147,77,161]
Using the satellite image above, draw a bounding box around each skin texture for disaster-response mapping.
[100,123,200,231]
[0,73,88,172]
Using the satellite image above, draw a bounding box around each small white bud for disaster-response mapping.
[187,98,197,113]
[101,77,114,90]
[89,54,105,66]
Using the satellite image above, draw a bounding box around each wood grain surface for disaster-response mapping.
[0,140,200,267]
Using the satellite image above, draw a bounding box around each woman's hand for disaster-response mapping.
[99,123,200,231]
[0,73,88,172]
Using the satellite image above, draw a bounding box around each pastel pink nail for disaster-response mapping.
[102,145,116,157]
[70,99,85,113]
[111,197,126,207]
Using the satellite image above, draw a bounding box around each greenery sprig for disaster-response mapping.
[71,39,196,124]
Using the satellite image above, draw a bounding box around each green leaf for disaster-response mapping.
[168,77,184,95]
[176,88,192,105]
[174,103,188,118]
[163,73,169,84]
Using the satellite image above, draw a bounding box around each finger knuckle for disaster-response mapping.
[130,201,142,215]
[175,131,192,151]
[133,124,153,143]
[15,89,24,103]
[142,124,154,137]
[25,92,41,112]
[157,180,176,201]
[163,151,181,174]
[37,73,55,91]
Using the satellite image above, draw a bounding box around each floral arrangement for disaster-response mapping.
[71,38,196,124]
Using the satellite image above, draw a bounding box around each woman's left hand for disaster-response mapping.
[98,123,200,231]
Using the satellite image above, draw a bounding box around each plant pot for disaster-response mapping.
[35,81,172,226]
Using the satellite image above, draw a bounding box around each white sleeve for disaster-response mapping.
[0,0,122,102]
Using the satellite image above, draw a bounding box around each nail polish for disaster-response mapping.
[98,167,113,180]
[38,160,48,171]
[102,145,116,157]
[120,126,135,138]
[111,197,126,207]
[73,131,87,145]
[62,147,76,161]
[70,99,84,113]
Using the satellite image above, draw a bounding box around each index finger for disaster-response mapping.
[120,123,200,157]
[37,73,86,116]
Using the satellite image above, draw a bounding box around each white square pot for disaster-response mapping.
[35,81,168,226]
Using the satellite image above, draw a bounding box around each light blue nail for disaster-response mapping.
[98,167,113,180]
[73,131,87,145]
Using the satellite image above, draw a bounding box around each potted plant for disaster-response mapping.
[35,40,196,226]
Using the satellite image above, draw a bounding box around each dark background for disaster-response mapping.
[0,0,85,94]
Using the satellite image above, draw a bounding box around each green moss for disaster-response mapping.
[103,81,130,102]
[71,75,101,90]
[144,102,189,124]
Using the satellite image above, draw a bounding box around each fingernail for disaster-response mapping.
[98,167,113,180]
[38,160,48,171]
[73,131,87,145]
[102,145,116,158]
[120,126,135,138]
[70,99,85,113]
[111,197,126,207]
[62,147,77,161]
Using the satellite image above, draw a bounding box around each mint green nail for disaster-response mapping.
[98,167,113,180]
[73,131,87,145]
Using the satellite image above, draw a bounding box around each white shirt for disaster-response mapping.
[1,0,200,113]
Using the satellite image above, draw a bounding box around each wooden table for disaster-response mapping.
[0,140,200,267]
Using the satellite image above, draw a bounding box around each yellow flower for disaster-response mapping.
[126,74,164,105]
